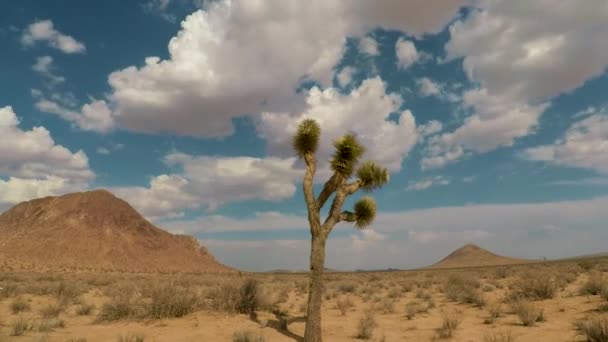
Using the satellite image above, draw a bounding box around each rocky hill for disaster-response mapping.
[0,189,232,273]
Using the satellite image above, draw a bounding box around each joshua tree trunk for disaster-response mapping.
[304,232,326,342]
[293,119,389,342]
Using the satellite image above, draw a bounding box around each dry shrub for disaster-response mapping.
[444,274,485,307]
[508,272,557,301]
[378,298,395,314]
[580,272,606,296]
[484,302,503,324]
[575,316,608,342]
[10,317,32,336]
[336,296,354,315]
[406,302,419,320]
[97,285,144,321]
[10,297,30,314]
[436,313,461,339]
[37,318,65,332]
[208,284,240,312]
[338,282,357,294]
[232,330,265,342]
[238,279,259,316]
[483,330,516,342]
[512,301,545,327]
[356,310,377,340]
[143,282,199,319]
[117,333,145,342]
[76,303,95,316]
[40,303,65,318]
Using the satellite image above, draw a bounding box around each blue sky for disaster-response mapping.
[1,0,608,271]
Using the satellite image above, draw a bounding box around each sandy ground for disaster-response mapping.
[0,261,606,341]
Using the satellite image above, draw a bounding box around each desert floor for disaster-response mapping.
[0,258,607,341]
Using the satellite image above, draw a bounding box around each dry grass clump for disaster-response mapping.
[355,310,377,339]
[336,296,354,315]
[483,329,516,342]
[10,296,30,314]
[338,281,357,294]
[117,333,145,342]
[37,318,66,332]
[436,312,461,339]
[142,281,199,319]
[76,303,95,316]
[484,302,503,324]
[406,302,419,320]
[511,301,545,327]
[10,317,32,336]
[444,274,485,307]
[232,330,265,342]
[574,315,608,342]
[40,303,65,318]
[508,272,557,301]
[580,272,606,296]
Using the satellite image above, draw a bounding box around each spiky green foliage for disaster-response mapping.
[356,161,389,191]
[353,196,377,229]
[330,133,365,177]
[293,119,321,158]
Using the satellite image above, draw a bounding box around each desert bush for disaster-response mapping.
[10,317,32,336]
[76,303,95,316]
[483,330,516,342]
[238,279,259,316]
[336,296,354,315]
[37,318,65,332]
[97,293,143,321]
[578,260,595,271]
[484,302,503,324]
[580,272,606,296]
[575,316,608,342]
[338,282,356,294]
[406,302,418,320]
[495,267,509,279]
[0,283,19,299]
[117,333,145,342]
[208,284,240,312]
[436,313,461,339]
[508,272,557,301]
[512,301,545,327]
[40,303,65,318]
[356,310,377,340]
[272,308,289,331]
[142,282,199,319]
[10,297,30,314]
[232,330,265,342]
[444,274,485,307]
[379,298,395,314]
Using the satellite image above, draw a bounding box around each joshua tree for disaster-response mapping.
[293,119,389,342]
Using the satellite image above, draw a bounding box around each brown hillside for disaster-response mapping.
[0,189,232,273]
[429,243,534,269]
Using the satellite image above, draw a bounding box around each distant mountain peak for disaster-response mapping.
[429,243,533,269]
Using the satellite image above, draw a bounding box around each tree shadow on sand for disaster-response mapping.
[249,312,306,342]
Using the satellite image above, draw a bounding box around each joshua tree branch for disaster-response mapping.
[316,173,339,208]
[339,211,357,223]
